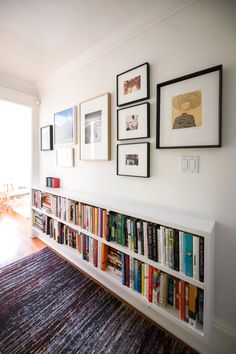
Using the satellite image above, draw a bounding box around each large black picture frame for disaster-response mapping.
[156,65,222,149]
[116,62,150,107]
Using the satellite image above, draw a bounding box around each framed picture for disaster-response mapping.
[54,106,76,146]
[117,142,150,178]
[116,62,150,107]
[56,147,74,167]
[41,125,53,151]
[80,93,111,160]
[156,65,222,149]
[117,102,150,141]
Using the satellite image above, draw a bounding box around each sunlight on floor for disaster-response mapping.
[0,212,45,268]
[0,216,23,262]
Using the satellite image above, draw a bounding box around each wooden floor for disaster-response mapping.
[0,209,46,268]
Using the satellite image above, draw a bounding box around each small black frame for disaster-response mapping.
[156,64,222,149]
[116,62,150,107]
[117,102,150,141]
[41,125,53,151]
[117,142,150,178]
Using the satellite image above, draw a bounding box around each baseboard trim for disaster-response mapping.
[214,317,236,340]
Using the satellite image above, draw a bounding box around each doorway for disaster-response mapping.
[0,99,32,218]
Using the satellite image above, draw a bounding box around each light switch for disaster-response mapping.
[180,156,199,173]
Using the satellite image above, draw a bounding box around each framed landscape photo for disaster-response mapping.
[156,65,222,148]
[117,102,150,141]
[80,93,111,160]
[117,62,150,107]
[41,125,53,151]
[117,142,150,178]
[54,106,76,146]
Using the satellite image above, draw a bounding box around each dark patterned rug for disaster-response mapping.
[0,247,196,354]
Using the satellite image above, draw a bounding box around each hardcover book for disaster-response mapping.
[183,233,193,277]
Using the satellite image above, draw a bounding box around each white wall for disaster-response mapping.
[38,0,236,352]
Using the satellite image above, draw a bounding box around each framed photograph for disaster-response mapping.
[116,62,150,107]
[54,106,76,146]
[156,65,222,149]
[80,93,111,160]
[117,142,150,178]
[41,125,53,151]
[56,147,74,167]
[117,102,150,141]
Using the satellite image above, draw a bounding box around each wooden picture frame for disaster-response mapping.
[80,93,111,160]
[41,125,53,151]
[117,142,150,178]
[54,106,76,146]
[116,62,150,107]
[117,102,150,141]
[156,65,222,149]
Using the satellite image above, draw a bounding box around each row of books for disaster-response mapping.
[33,212,203,328]
[34,213,108,271]
[108,213,204,282]
[108,247,203,327]
[32,191,204,281]
[32,190,108,238]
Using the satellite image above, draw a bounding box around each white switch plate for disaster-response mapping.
[180,156,199,173]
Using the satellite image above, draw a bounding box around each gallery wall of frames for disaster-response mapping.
[40,62,222,179]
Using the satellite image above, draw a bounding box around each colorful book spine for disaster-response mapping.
[152,224,158,262]
[189,284,198,328]
[121,253,126,285]
[193,236,199,280]
[143,221,148,258]
[147,223,153,260]
[121,215,126,246]
[125,254,130,287]
[199,237,204,282]
[148,265,153,303]
[173,230,180,271]
[130,256,134,290]
[183,233,193,277]
[152,268,160,305]
[160,226,165,266]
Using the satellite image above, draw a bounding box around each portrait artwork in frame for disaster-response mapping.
[80,93,111,160]
[116,62,150,107]
[41,125,53,151]
[117,142,150,178]
[54,106,76,146]
[117,102,150,141]
[156,65,222,149]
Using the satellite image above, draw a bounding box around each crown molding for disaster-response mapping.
[0,71,38,97]
[37,0,196,91]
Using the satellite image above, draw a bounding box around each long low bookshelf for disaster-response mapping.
[31,186,215,344]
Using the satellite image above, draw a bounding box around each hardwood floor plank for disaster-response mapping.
[0,210,46,268]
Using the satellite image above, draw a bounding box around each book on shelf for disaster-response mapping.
[32,188,207,333]
[183,233,193,277]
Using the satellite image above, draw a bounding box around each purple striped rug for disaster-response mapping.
[0,247,196,354]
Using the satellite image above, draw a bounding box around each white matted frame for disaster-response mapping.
[117,142,150,178]
[54,106,76,146]
[117,102,150,141]
[56,147,74,167]
[156,65,222,149]
[116,63,150,107]
[80,93,111,160]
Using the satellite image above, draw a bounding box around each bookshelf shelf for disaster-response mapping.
[31,186,215,344]
[32,206,205,290]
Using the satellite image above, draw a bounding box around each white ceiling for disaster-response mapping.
[0,0,193,87]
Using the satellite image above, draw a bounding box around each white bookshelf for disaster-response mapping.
[31,186,215,345]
